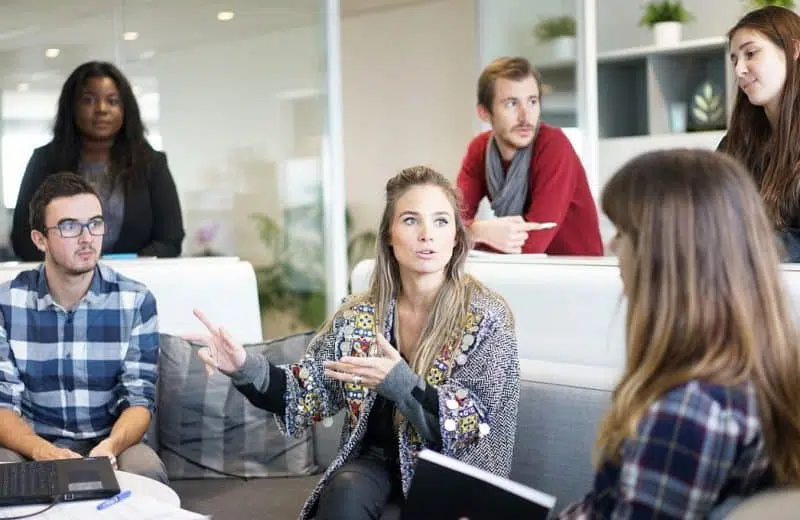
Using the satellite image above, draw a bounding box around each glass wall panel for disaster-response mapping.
[0,0,349,339]
[476,0,599,214]
[478,0,584,152]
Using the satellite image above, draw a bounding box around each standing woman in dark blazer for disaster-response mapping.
[11,61,185,261]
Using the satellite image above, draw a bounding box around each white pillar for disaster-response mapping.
[322,0,349,316]
[577,0,600,199]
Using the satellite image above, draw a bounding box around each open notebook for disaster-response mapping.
[402,449,556,520]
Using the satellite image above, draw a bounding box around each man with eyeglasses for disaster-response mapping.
[0,172,166,483]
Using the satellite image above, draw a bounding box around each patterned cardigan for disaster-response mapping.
[276,288,520,519]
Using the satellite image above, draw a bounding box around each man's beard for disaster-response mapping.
[64,265,95,276]
[53,250,97,277]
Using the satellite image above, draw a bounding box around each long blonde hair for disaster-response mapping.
[598,149,800,484]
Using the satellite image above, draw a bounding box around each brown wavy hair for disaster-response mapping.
[722,6,800,227]
[597,149,800,484]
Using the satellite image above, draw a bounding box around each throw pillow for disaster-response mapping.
[157,332,318,479]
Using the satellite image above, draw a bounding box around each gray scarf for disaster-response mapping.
[485,133,534,217]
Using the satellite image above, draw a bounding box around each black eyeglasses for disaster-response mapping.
[44,218,106,238]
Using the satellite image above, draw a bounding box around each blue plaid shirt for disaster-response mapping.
[0,263,158,441]
[558,381,774,519]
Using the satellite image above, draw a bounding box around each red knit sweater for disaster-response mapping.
[456,124,603,256]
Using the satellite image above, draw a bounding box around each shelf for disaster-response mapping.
[532,37,728,69]
[541,91,576,113]
[597,36,727,63]
[531,37,733,140]
[599,130,726,144]
[534,57,575,73]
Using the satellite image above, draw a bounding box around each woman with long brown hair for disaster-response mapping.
[188,165,520,520]
[559,149,800,518]
[719,6,800,260]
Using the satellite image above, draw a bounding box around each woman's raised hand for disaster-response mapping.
[185,308,247,376]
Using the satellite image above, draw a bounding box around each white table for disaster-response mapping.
[116,470,180,507]
[0,471,184,518]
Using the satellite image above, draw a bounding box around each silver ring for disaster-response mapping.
[352,374,361,385]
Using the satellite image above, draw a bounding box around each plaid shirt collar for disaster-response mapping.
[34,263,109,311]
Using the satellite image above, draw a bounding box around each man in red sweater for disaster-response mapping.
[457,56,603,255]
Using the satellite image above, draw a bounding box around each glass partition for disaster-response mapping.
[0,0,350,339]
[476,0,598,195]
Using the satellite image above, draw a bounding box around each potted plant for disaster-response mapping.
[744,0,795,9]
[251,205,376,336]
[639,1,694,47]
[533,15,577,61]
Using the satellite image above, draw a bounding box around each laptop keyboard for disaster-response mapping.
[0,462,58,498]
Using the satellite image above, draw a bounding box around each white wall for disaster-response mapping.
[341,0,477,235]
[149,26,323,262]
[133,0,476,262]
[597,0,766,53]
[478,0,577,66]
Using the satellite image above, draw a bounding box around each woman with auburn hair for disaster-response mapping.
[718,6,800,260]
[188,165,520,520]
[558,149,800,519]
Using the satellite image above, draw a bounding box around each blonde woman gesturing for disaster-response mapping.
[190,166,520,520]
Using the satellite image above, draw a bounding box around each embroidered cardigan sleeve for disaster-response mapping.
[432,299,520,476]
[231,316,346,439]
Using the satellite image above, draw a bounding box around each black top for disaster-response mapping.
[10,142,185,261]
[236,359,441,455]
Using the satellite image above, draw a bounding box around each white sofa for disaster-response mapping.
[346,254,800,512]
[0,257,263,342]
[351,255,800,367]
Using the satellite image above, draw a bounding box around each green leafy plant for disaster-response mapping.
[691,82,725,129]
[639,1,694,27]
[533,16,576,42]
[251,205,376,330]
[745,0,795,8]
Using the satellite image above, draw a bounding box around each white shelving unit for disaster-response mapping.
[537,36,732,137]
[536,59,578,128]
[537,35,733,198]
[598,36,732,138]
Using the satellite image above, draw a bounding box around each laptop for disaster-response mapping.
[0,457,120,506]
[402,449,556,520]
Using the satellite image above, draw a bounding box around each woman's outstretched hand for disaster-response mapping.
[185,308,247,376]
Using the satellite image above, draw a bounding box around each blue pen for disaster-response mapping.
[97,489,132,511]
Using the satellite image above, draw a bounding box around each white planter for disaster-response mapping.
[653,21,682,46]
[550,36,576,61]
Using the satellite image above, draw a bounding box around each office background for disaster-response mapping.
[0,0,774,334]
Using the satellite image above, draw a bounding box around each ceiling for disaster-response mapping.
[0,0,443,92]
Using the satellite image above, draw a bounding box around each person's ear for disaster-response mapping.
[31,229,47,254]
[477,103,492,124]
[793,39,800,61]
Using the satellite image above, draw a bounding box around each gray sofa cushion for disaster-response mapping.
[511,360,615,510]
[157,332,318,479]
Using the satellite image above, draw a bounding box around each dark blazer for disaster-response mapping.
[11,142,185,261]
